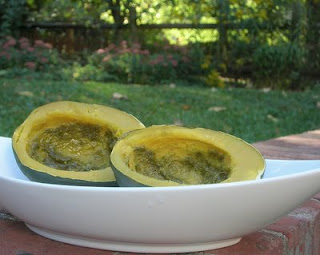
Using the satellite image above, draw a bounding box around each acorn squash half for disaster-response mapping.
[110,125,265,187]
[12,101,145,186]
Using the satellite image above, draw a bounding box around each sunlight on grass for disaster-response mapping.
[0,78,319,143]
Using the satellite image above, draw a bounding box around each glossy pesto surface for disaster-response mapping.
[28,122,116,171]
[130,139,231,185]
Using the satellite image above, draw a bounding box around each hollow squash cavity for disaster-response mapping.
[12,101,145,186]
[130,138,232,185]
[28,122,116,172]
[110,125,266,187]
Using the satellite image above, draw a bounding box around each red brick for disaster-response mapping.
[266,215,308,253]
[313,192,320,201]
[208,231,284,255]
[0,220,115,255]
[289,199,320,255]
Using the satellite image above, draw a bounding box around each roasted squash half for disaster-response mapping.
[110,125,265,187]
[12,101,145,186]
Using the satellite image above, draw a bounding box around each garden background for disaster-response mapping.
[0,0,319,142]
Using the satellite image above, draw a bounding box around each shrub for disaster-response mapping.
[203,70,225,88]
[252,43,306,89]
[0,36,61,73]
[83,40,197,84]
[88,41,150,83]
[146,53,179,83]
[72,63,119,82]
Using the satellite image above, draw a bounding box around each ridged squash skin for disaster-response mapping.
[12,101,145,186]
[110,125,265,187]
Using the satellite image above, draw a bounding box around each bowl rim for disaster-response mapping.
[1,159,320,194]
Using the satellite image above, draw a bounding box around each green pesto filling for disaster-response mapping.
[131,143,232,185]
[28,122,116,171]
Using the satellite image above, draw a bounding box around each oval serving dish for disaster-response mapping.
[0,136,320,253]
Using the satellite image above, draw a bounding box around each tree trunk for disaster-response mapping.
[305,0,320,71]
[217,0,230,71]
[129,6,137,44]
[106,0,125,42]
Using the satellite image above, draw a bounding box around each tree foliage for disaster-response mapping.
[0,0,28,38]
[1,0,319,89]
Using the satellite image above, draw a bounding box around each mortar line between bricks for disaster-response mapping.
[288,210,315,221]
[260,229,288,254]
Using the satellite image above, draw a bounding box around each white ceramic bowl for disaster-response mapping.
[0,136,319,253]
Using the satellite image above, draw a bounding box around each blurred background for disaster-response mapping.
[1,0,319,89]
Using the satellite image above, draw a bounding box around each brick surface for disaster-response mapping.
[289,199,320,255]
[208,231,285,255]
[0,220,115,255]
[253,130,320,160]
[313,193,320,201]
[266,215,309,254]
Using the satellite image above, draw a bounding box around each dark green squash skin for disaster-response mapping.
[111,162,148,187]
[13,149,118,187]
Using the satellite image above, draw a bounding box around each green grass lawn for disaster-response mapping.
[0,77,319,143]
